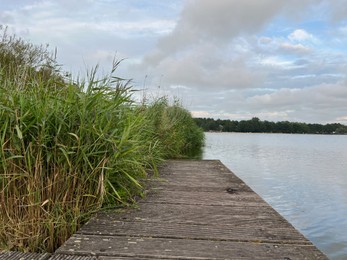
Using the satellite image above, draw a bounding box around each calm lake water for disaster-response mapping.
[203,132,347,260]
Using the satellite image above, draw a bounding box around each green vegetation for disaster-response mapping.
[195,117,347,135]
[0,27,204,253]
[144,98,205,159]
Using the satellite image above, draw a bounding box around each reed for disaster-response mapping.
[142,97,204,159]
[0,28,204,252]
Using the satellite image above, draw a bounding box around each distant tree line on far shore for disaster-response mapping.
[194,117,347,135]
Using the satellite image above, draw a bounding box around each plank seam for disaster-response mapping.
[139,201,268,207]
[54,251,232,260]
[74,233,313,246]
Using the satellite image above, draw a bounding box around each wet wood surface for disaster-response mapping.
[52,160,327,259]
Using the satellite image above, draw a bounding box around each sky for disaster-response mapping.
[2,0,347,124]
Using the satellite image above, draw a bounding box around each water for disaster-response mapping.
[203,132,347,260]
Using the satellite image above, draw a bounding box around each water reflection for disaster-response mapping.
[203,132,347,260]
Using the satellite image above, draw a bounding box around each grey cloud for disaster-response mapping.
[146,0,287,66]
[135,0,323,94]
[244,82,347,121]
[4,0,347,124]
[146,0,321,63]
[187,82,347,124]
[174,0,282,40]
[151,50,266,90]
[0,12,14,23]
[327,0,347,21]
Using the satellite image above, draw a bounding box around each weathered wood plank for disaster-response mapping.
[144,180,252,192]
[56,234,327,259]
[0,251,51,260]
[48,255,96,260]
[158,160,234,176]
[78,220,309,243]
[145,177,239,189]
[151,160,253,192]
[161,174,240,185]
[98,257,173,260]
[90,203,284,225]
[54,160,328,259]
[143,189,266,206]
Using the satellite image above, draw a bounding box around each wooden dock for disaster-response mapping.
[1,160,328,259]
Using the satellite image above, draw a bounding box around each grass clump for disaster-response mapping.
[0,28,204,252]
[143,97,204,159]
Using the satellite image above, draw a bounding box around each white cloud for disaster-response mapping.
[280,43,311,53]
[259,56,301,69]
[0,0,181,77]
[258,36,273,44]
[288,29,315,42]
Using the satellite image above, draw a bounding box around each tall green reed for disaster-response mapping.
[0,28,204,253]
[0,66,161,252]
[143,97,204,159]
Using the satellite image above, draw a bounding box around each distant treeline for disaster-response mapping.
[194,117,347,135]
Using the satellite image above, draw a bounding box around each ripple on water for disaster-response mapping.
[203,132,347,260]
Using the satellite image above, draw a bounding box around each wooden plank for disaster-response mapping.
[98,256,172,260]
[98,257,180,260]
[78,220,309,244]
[89,203,284,225]
[158,160,234,177]
[158,171,239,182]
[144,180,253,192]
[148,177,242,189]
[54,160,328,259]
[56,234,327,259]
[82,211,298,229]
[48,255,96,260]
[154,161,253,190]
[0,251,51,260]
[143,189,266,206]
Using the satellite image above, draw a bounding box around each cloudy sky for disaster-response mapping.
[2,0,347,124]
